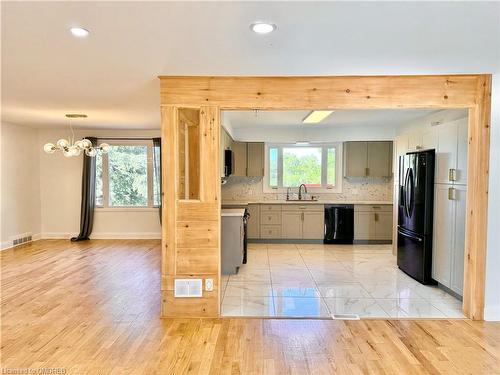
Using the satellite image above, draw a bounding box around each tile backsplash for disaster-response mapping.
[222,176,393,202]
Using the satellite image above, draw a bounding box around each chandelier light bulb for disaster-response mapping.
[82,139,92,148]
[57,139,69,148]
[63,149,73,158]
[85,148,97,157]
[99,143,110,153]
[74,140,85,149]
[43,143,56,154]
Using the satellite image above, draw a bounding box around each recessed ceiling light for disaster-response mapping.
[250,22,276,34]
[302,110,335,124]
[70,27,90,38]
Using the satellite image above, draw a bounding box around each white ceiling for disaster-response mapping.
[223,109,439,131]
[2,2,499,129]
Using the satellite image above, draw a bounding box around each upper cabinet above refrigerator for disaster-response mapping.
[435,118,468,186]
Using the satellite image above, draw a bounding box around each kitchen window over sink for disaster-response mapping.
[264,143,343,193]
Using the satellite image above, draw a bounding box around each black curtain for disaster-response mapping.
[71,137,97,241]
[153,137,162,224]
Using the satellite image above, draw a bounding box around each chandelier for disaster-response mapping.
[43,114,109,157]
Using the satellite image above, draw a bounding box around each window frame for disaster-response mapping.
[263,142,343,194]
[96,139,159,210]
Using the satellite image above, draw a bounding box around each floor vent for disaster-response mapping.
[11,234,33,247]
[332,314,360,320]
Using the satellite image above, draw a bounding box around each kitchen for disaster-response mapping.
[220,108,468,318]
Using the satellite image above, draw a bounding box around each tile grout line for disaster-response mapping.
[296,244,333,317]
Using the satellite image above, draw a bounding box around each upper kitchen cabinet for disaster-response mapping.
[344,141,393,178]
[232,142,265,177]
[247,143,265,177]
[435,118,468,185]
[232,142,247,176]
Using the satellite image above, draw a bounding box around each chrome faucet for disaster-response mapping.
[286,187,291,200]
[298,184,308,200]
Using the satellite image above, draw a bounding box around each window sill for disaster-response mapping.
[95,207,159,213]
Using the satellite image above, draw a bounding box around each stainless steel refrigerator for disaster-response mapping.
[397,150,436,285]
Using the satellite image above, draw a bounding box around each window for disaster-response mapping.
[264,143,342,193]
[95,140,160,208]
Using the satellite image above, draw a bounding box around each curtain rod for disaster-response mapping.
[95,137,158,141]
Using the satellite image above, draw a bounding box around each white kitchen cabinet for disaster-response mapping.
[435,118,468,185]
[432,184,466,296]
[451,185,467,295]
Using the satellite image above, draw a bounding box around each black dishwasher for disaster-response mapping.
[324,205,354,244]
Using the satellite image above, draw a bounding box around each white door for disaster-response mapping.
[432,184,454,286]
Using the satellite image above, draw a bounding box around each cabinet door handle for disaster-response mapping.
[448,187,456,200]
[365,167,370,176]
[374,213,379,222]
[448,168,457,181]
[301,212,304,221]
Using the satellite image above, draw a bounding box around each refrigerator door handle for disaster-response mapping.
[407,168,414,218]
[403,168,410,217]
[398,228,423,242]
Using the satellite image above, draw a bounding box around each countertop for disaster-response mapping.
[222,200,393,206]
[221,208,246,217]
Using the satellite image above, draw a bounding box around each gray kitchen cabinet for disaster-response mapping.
[344,141,393,178]
[281,204,324,240]
[247,142,265,177]
[344,142,368,177]
[232,142,247,176]
[354,205,393,241]
[367,142,393,177]
[374,212,393,240]
[354,212,376,240]
[247,204,260,239]
[302,211,325,239]
[282,211,302,239]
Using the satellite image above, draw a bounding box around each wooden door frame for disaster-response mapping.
[160,75,492,320]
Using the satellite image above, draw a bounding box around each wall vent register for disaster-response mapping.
[174,279,203,297]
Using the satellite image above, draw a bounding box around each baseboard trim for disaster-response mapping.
[1,233,42,251]
[90,232,161,239]
[41,232,161,240]
[484,305,500,321]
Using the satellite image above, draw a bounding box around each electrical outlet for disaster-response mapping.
[205,278,214,292]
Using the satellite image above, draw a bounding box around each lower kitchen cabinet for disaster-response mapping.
[302,211,324,239]
[281,205,324,240]
[246,204,260,239]
[432,184,466,296]
[282,211,302,238]
[354,205,393,242]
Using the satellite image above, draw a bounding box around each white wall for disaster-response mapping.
[1,122,42,249]
[38,128,161,239]
[485,74,500,320]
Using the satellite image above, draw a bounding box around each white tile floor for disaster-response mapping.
[221,243,465,319]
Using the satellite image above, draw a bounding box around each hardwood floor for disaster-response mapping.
[2,240,500,374]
